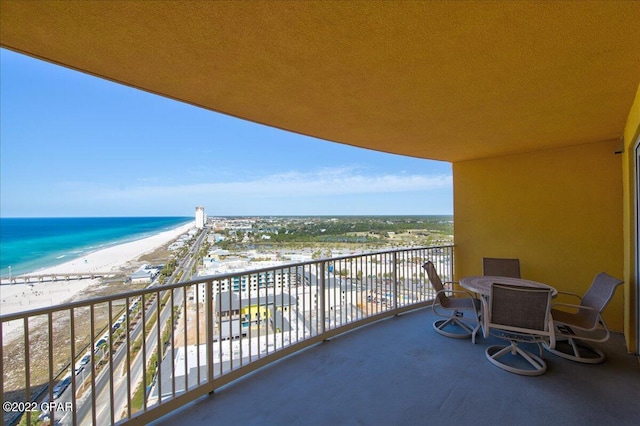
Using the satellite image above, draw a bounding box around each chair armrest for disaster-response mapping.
[442,280,459,289]
[437,288,477,300]
[551,301,593,312]
[432,289,480,318]
[551,302,604,332]
[438,288,476,299]
[554,290,582,303]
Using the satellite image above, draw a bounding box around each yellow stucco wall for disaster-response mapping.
[622,83,640,351]
[453,140,624,331]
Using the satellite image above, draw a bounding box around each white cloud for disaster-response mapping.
[81,167,452,200]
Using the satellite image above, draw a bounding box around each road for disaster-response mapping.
[53,228,207,425]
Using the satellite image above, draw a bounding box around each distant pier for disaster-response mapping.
[0,272,114,285]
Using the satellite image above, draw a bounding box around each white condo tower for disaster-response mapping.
[195,206,206,229]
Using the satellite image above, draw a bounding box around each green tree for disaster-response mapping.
[18,411,42,426]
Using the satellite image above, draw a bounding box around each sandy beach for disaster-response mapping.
[0,221,194,337]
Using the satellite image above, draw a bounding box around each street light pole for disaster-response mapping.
[8,266,12,284]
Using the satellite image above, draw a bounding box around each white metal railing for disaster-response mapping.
[0,245,453,426]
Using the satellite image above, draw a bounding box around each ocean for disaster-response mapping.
[0,217,193,276]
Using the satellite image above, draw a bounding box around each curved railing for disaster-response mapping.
[0,245,453,426]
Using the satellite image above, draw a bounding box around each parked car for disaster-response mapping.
[52,376,71,399]
[74,352,91,375]
[79,353,91,366]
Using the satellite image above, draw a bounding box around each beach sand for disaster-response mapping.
[0,221,194,338]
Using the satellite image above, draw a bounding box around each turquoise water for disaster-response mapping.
[0,217,192,276]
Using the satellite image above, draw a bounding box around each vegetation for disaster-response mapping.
[214,216,453,250]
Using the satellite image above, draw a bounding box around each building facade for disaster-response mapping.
[195,206,206,229]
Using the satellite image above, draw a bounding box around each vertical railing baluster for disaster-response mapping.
[206,279,214,386]
[47,312,54,425]
[273,272,277,348]
[108,301,115,425]
[195,285,201,387]
[258,274,262,359]
[288,266,293,346]
[126,297,132,420]
[141,294,147,412]
[155,291,162,405]
[228,283,233,369]
[216,279,222,377]
[279,268,282,342]
[157,290,163,404]
[23,317,30,426]
[183,285,188,393]
[169,288,175,400]
[320,260,326,336]
[393,252,399,313]
[90,304,97,425]
[70,308,77,425]
[248,273,253,363]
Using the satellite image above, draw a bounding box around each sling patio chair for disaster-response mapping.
[484,283,555,376]
[544,272,623,364]
[482,257,521,278]
[423,261,481,344]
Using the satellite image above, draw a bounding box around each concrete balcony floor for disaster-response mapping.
[152,308,640,426]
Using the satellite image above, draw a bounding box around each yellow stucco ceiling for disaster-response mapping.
[1,1,639,162]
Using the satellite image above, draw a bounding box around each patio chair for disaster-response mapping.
[544,272,623,364]
[484,283,555,376]
[423,261,481,344]
[482,257,521,278]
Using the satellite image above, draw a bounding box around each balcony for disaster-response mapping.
[2,245,639,426]
[1,246,451,425]
[152,310,639,426]
[1,7,638,419]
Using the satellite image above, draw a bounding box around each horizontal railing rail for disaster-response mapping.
[0,245,453,426]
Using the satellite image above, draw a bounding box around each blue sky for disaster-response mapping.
[0,49,452,217]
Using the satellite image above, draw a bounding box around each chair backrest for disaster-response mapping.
[581,272,624,313]
[489,283,552,332]
[483,257,521,278]
[423,261,448,305]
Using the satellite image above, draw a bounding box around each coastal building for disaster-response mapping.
[129,264,161,284]
[213,291,297,333]
[195,265,298,303]
[195,206,206,229]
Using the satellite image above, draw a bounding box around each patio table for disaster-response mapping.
[459,276,557,297]
[459,275,557,338]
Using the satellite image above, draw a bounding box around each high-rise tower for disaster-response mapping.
[195,206,206,229]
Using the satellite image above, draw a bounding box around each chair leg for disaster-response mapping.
[433,317,475,339]
[471,323,480,344]
[486,342,547,376]
[544,337,606,364]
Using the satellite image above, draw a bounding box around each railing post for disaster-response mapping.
[447,246,454,284]
[392,251,399,312]
[320,260,326,336]
[206,279,214,391]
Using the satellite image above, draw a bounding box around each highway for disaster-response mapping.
[52,228,207,425]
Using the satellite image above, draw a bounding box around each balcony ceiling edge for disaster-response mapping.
[2,1,640,162]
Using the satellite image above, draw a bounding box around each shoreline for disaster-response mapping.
[2,218,194,277]
[0,221,194,337]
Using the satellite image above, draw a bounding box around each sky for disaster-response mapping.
[0,48,453,217]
